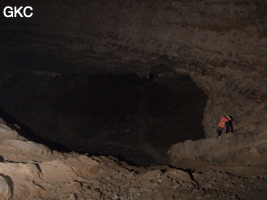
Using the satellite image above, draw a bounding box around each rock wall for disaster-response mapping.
[1,0,266,137]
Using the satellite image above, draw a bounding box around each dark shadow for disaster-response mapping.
[149,71,154,80]
[165,164,199,184]
[113,155,147,167]
[0,107,71,152]
[81,152,145,167]
[0,174,14,197]
[0,106,159,167]
[229,115,234,133]
[225,115,234,134]
[35,163,42,174]
[184,168,197,183]
[0,72,207,165]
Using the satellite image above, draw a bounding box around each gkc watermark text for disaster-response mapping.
[3,6,33,18]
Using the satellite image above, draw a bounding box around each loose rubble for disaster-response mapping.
[0,118,266,200]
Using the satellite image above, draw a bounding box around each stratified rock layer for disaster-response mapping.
[1,0,267,137]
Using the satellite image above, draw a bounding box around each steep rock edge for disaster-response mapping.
[1,0,266,137]
[0,118,267,200]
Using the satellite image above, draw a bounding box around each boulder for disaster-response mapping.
[0,175,12,200]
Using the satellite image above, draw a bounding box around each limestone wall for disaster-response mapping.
[0,0,266,137]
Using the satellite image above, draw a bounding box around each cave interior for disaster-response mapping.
[0,64,207,165]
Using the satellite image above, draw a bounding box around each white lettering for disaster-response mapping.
[14,6,23,17]
[3,6,33,18]
[24,6,33,18]
[3,6,13,18]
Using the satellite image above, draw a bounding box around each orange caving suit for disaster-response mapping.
[216,117,229,136]
[218,117,228,128]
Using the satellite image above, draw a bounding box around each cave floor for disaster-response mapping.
[0,118,266,200]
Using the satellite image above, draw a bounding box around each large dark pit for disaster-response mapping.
[0,70,207,165]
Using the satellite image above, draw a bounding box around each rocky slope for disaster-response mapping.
[168,131,267,169]
[0,118,267,200]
